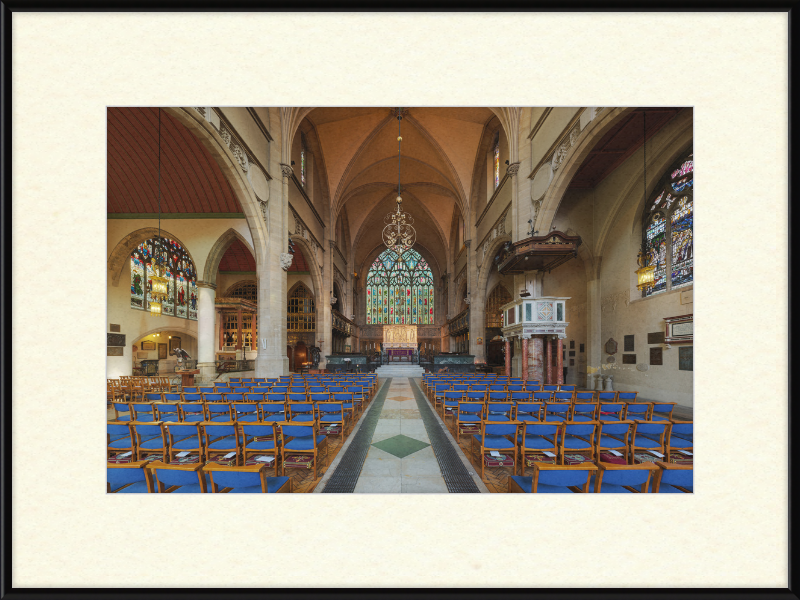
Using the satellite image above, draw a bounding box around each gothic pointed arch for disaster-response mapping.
[203,228,256,286]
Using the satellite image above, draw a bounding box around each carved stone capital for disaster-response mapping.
[506,162,521,177]
[329,239,336,249]
[196,281,217,290]
[464,239,471,249]
[280,163,294,178]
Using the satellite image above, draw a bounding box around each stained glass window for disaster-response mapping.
[366,247,434,325]
[227,280,258,302]
[493,133,500,189]
[642,151,693,297]
[300,133,306,188]
[486,285,511,327]
[288,284,315,331]
[130,236,197,320]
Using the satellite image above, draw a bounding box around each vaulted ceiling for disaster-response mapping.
[107,107,241,214]
[304,107,495,270]
[218,239,256,272]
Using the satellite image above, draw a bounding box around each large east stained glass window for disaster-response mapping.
[641,151,693,297]
[130,236,197,320]
[366,247,434,325]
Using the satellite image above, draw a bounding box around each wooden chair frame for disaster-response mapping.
[529,461,598,493]
[594,461,657,493]
[107,460,154,493]
[204,463,291,493]
[147,461,207,493]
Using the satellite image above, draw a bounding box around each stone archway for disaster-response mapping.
[108,227,196,287]
[203,228,257,287]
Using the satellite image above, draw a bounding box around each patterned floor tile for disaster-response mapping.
[371,434,430,459]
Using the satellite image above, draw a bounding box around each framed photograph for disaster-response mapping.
[140,340,155,351]
[158,343,168,359]
[679,346,693,371]
[169,336,182,353]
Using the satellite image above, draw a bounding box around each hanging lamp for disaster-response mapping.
[382,107,416,255]
[635,110,656,291]
[149,108,169,316]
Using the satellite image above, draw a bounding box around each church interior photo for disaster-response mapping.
[106,105,694,494]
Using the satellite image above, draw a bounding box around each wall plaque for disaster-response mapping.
[107,347,124,356]
[648,331,665,344]
[605,338,618,355]
[624,335,634,352]
[664,314,693,344]
[622,354,636,364]
[107,333,126,347]
[679,346,693,371]
[109,324,121,333]
[606,356,615,363]
[650,347,663,365]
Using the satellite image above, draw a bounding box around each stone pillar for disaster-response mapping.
[531,336,544,383]
[217,309,224,351]
[586,277,602,390]
[504,337,511,377]
[466,240,483,363]
[521,336,529,383]
[586,373,595,391]
[556,337,564,384]
[546,336,553,384]
[196,281,217,384]
[235,307,243,359]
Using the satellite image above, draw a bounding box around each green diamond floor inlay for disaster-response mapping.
[371,434,430,459]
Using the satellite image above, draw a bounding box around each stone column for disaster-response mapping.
[196,281,217,384]
[546,336,553,384]
[556,337,564,384]
[217,309,224,351]
[586,277,602,391]
[504,337,511,377]
[235,306,243,359]
[466,240,483,363]
[521,335,529,383]
[531,336,544,383]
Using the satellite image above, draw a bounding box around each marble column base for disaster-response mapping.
[197,362,216,385]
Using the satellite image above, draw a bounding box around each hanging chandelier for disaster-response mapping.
[635,110,655,291]
[382,107,416,255]
[150,108,169,316]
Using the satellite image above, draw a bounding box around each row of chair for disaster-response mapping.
[111,399,362,431]
[428,383,636,403]
[108,461,292,493]
[108,420,331,480]
[468,418,692,479]
[507,460,693,493]
[438,398,676,425]
[108,376,177,403]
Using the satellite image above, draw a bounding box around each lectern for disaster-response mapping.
[176,370,200,388]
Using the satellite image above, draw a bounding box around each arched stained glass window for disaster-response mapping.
[493,133,500,189]
[486,285,512,327]
[366,247,434,325]
[226,280,258,303]
[130,237,197,320]
[641,151,693,297]
[300,133,307,188]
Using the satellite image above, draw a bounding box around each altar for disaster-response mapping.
[383,325,417,362]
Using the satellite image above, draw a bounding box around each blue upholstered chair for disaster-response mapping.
[107,423,135,460]
[441,391,462,422]
[206,402,234,422]
[318,402,347,439]
[205,464,291,493]
[667,421,693,460]
[455,401,484,441]
[244,392,265,404]
[179,401,206,423]
[597,402,625,421]
[653,461,693,493]
[533,391,552,403]
[166,422,203,463]
[288,402,316,423]
[131,422,169,462]
[107,461,155,493]
[110,402,132,422]
[259,402,286,423]
[543,402,570,422]
[559,385,576,392]
[554,391,574,403]
[570,402,598,422]
[201,422,241,466]
[519,421,559,476]
[472,421,521,480]
[595,420,633,463]
[514,402,543,423]
[594,461,658,493]
[148,461,208,493]
[233,401,260,422]
[630,421,668,463]
[241,423,281,475]
[485,401,513,421]
[182,387,199,394]
[542,385,558,392]
[575,391,595,402]
[650,402,677,422]
[280,423,326,480]
[623,402,651,421]
[509,462,598,493]
[558,421,598,464]
[617,391,638,403]
[597,391,617,402]
[154,400,181,423]
[129,402,156,422]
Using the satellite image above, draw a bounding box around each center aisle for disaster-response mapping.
[318,377,487,493]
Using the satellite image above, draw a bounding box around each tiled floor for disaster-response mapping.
[351,377,449,493]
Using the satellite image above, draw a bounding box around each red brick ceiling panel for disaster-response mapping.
[288,245,309,272]
[568,108,681,189]
[107,107,241,214]
[218,239,256,272]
